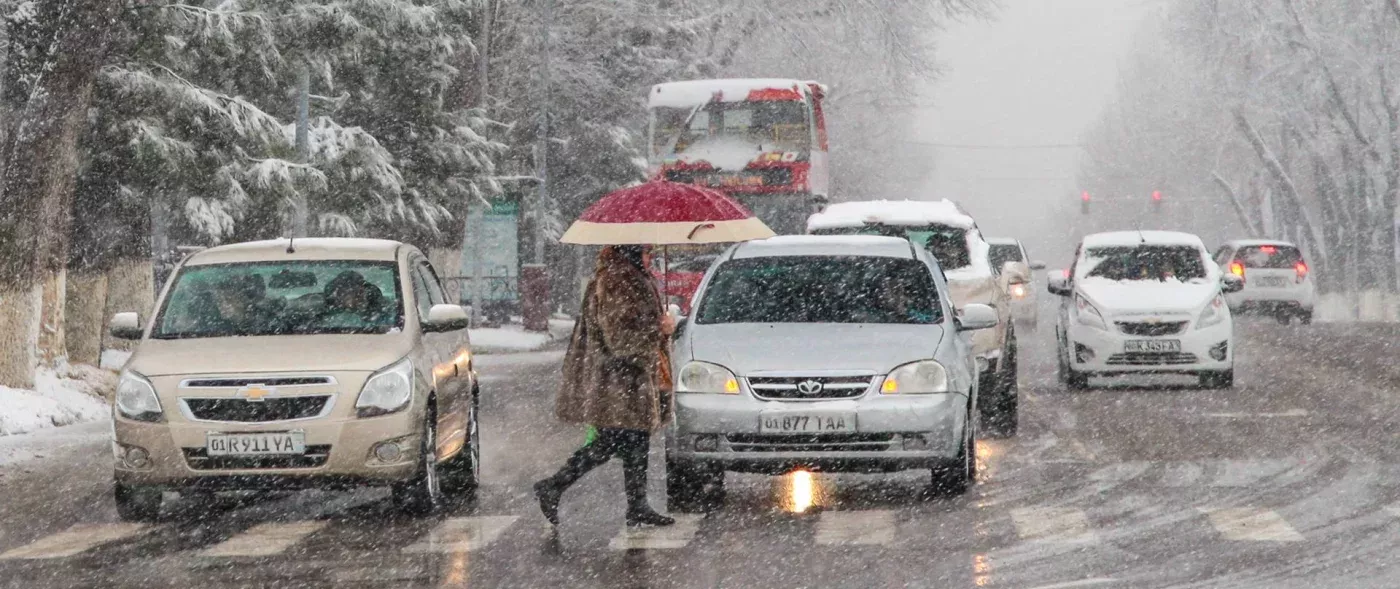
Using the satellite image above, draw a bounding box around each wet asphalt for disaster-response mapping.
[2,315,1400,588]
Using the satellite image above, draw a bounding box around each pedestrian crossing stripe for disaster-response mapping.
[1011,507,1097,544]
[403,516,520,554]
[815,510,896,546]
[1199,508,1303,542]
[609,514,704,550]
[199,521,330,558]
[0,523,149,560]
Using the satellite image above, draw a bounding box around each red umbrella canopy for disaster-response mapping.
[560,181,776,245]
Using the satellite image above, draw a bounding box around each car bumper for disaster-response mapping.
[666,392,967,473]
[1066,319,1233,374]
[112,412,420,489]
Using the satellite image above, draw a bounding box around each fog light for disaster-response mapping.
[902,434,931,451]
[124,446,150,469]
[694,435,719,452]
[1074,343,1095,363]
[372,441,404,463]
[1209,341,1229,361]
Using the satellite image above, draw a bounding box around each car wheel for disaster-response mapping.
[393,411,444,516]
[983,342,1019,438]
[1199,370,1234,390]
[441,391,480,503]
[1276,312,1291,325]
[666,457,724,513]
[1065,366,1090,391]
[931,408,975,496]
[114,483,162,522]
[1298,312,1313,325]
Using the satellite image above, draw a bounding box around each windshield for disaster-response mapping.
[1235,245,1303,269]
[651,100,811,160]
[152,261,403,339]
[696,256,942,325]
[812,225,972,270]
[989,244,1023,269]
[1084,245,1207,282]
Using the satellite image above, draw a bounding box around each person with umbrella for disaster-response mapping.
[533,181,775,528]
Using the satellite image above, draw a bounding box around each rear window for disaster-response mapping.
[696,256,942,325]
[811,224,972,270]
[1235,245,1303,269]
[989,244,1023,269]
[1084,245,1207,282]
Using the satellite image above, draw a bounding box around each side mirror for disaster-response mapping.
[1047,276,1072,297]
[424,304,471,333]
[1221,274,1245,294]
[956,304,999,332]
[109,312,143,340]
[1030,260,1047,271]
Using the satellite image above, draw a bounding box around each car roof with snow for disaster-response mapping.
[648,79,813,108]
[1081,231,1206,250]
[985,237,1022,246]
[1223,238,1299,248]
[806,199,977,232]
[185,238,407,266]
[730,235,917,260]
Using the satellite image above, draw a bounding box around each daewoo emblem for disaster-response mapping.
[796,380,825,395]
[238,384,275,403]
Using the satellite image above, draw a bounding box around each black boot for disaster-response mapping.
[535,436,617,526]
[622,433,674,528]
[626,506,676,528]
[533,478,563,526]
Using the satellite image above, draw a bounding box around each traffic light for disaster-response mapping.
[1080,191,1090,215]
[1152,190,1162,213]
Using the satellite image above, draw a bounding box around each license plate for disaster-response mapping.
[1125,340,1181,353]
[206,431,305,456]
[1254,276,1288,287]
[759,413,856,434]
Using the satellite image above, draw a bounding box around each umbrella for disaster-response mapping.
[559,181,775,245]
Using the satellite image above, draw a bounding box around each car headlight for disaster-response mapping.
[115,371,163,422]
[881,361,949,394]
[1197,294,1228,329]
[676,361,740,394]
[1075,295,1109,330]
[356,357,415,417]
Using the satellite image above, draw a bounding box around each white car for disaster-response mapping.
[987,238,1046,329]
[1048,231,1244,390]
[1213,239,1315,324]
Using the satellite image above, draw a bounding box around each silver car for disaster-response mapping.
[665,235,998,510]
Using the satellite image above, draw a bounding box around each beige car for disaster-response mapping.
[108,238,478,520]
[807,199,1024,436]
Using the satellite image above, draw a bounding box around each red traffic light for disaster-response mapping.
[1081,191,1091,202]
[1152,191,1162,201]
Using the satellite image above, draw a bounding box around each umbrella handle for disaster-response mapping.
[687,223,716,240]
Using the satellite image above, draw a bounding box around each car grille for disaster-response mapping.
[1106,353,1199,366]
[182,445,331,470]
[726,433,895,453]
[183,396,331,422]
[1115,321,1188,336]
[746,376,875,400]
[181,377,334,388]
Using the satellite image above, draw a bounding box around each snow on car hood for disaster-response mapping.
[127,333,413,377]
[1077,277,1218,316]
[684,323,945,375]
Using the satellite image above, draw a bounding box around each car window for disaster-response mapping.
[696,256,942,325]
[1234,245,1303,268]
[152,261,403,339]
[989,244,1023,269]
[409,262,435,319]
[812,224,972,270]
[417,262,448,305]
[1084,245,1208,282]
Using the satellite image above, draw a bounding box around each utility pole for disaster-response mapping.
[463,0,495,326]
[534,0,551,265]
[292,65,310,238]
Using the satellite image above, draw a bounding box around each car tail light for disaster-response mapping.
[1229,261,1245,280]
[1295,261,1308,283]
[1010,283,1028,299]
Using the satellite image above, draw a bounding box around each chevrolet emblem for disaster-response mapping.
[238,384,275,402]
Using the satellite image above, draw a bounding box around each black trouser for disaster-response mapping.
[542,427,652,512]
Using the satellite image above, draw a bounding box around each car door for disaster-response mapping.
[410,256,472,461]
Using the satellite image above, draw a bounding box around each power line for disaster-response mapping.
[902,141,1085,150]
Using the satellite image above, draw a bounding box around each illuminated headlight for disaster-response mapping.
[677,361,740,394]
[1197,295,1228,329]
[115,371,163,422]
[881,361,949,394]
[356,358,414,417]
[1075,295,1109,330]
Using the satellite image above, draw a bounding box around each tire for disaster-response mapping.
[1276,312,1291,325]
[1065,366,1090,391]
[1298,312,1313,325]
[114,483,162,522]
[930,408,976,496]
[666,457,725,513]
[441,390,480,503]
[393,411,445,516]
[982,340,1019,438]
[1199,370,1234,390]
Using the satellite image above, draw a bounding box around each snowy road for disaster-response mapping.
[2,321,1400,588]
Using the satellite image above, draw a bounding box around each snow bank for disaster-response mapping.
[649,79,806,108]
[1315,291,1400,323]
[470,318,575,354]
[807,199,976,231]
[0,363,113,437]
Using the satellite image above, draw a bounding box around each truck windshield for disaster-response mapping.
[696,256,942,325]
[811,225,973,271]
[651,100,811,159]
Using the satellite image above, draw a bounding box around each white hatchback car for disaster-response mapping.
[1048,231,1243,389]
[1213,240,1315,324]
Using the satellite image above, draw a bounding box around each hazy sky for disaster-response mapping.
[915,0,1165,257]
